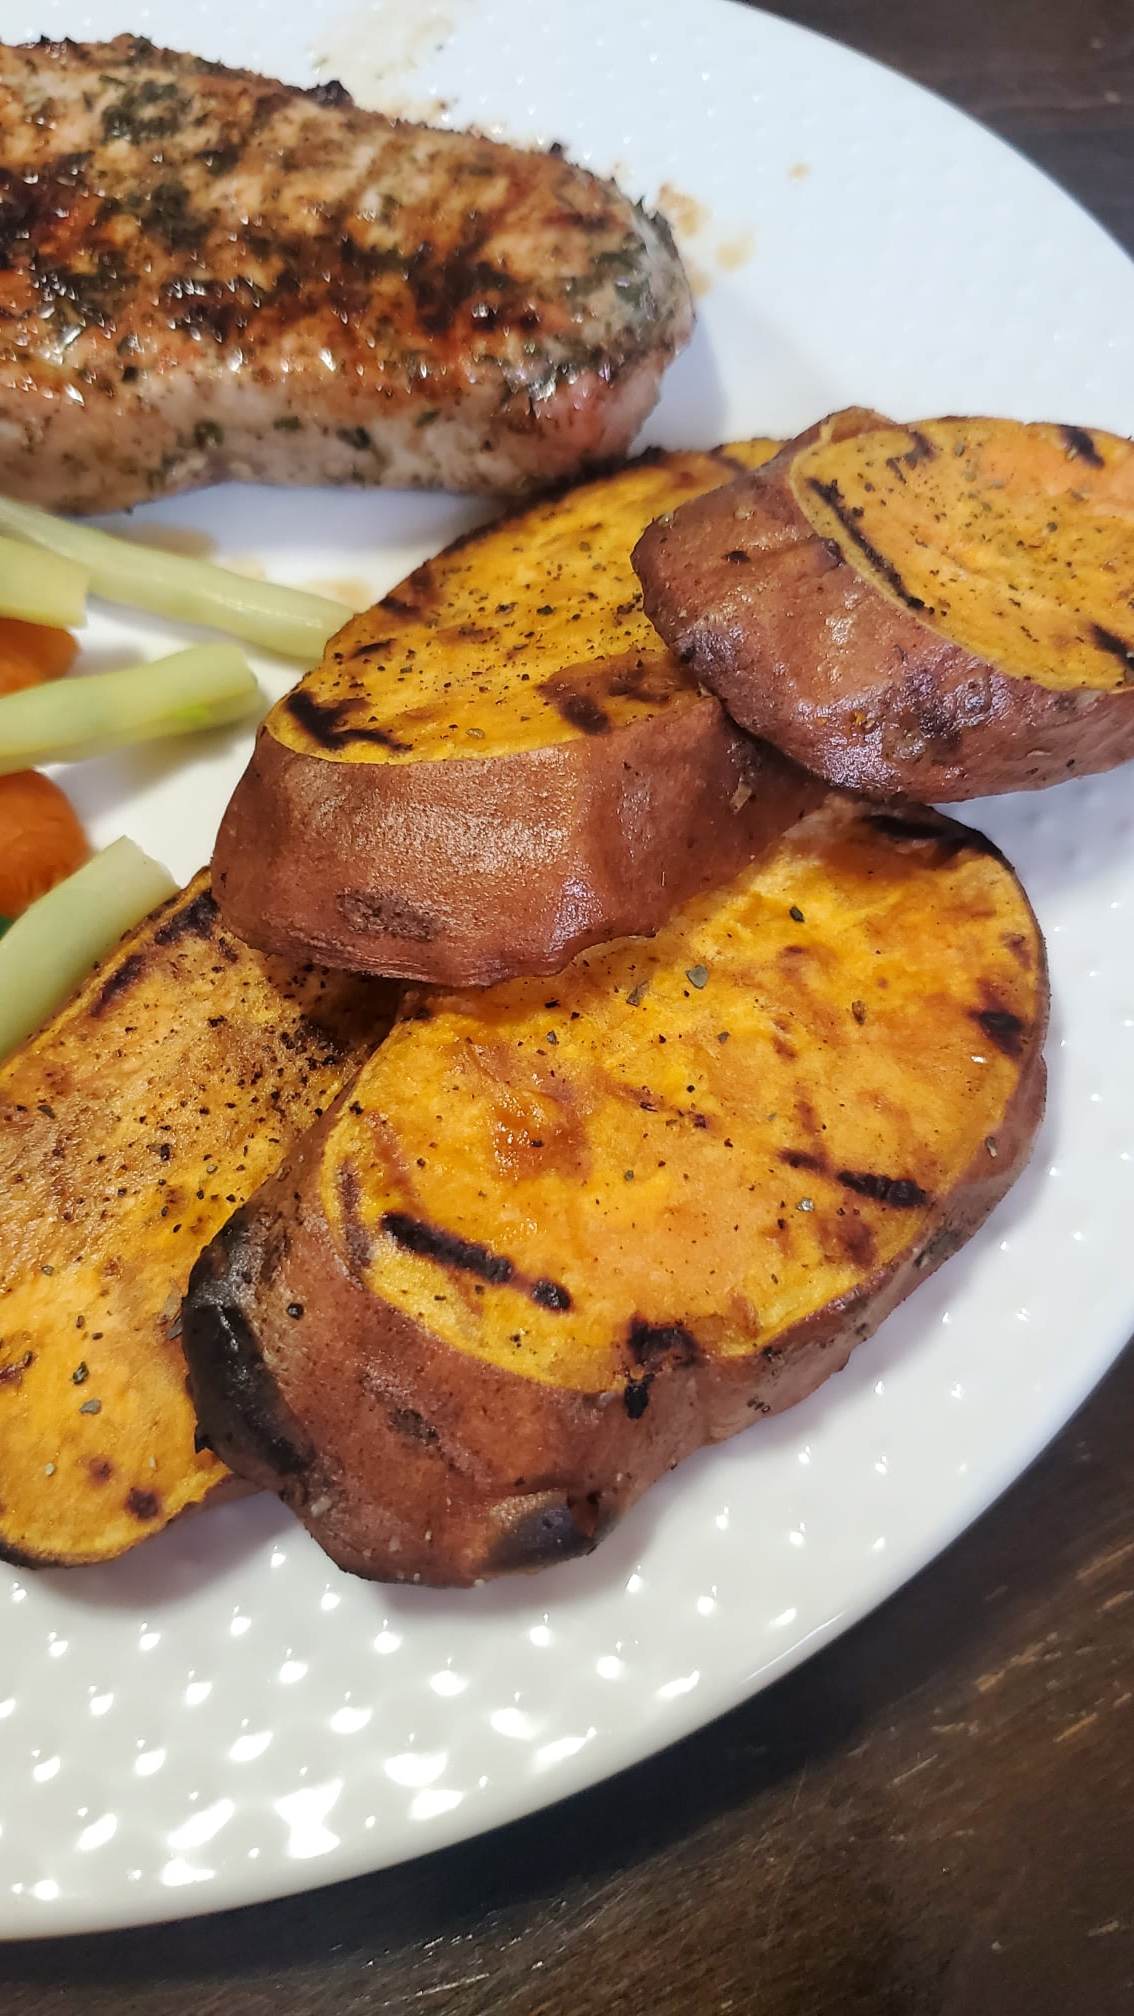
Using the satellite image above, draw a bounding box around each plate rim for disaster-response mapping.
[4,0,1134,1938]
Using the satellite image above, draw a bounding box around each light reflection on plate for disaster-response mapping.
[3,0,1134,1939]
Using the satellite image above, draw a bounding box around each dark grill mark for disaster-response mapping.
[1090,624,1134,680]
[286,690,410,753]
[724,548,750,563]
[973,1005,1026,1058]
[627,1318,698,1367]
[153,888,219,946]
[864,811,1001,861]
[531,1277,572,1311]
[1062,425,1104,468]
[604,657,682,705]
[542,679,612,735]
[349,638,395,659]
[806,477,928,613]
[624,1375,652,1418]
[405,243,516,338]
[382,1211,514,1285]
[866,811,946,845]
[197,142,241,178]
[0,1352,33,1388]
[780,1148,824,1173]
[91,951,146,1016]
[125,1487,162,1521]
[338,1164,372,1275]
[904,429,937,466]
[183,1246,314,1480]
[389,1407,439,1446]
[375,1220,567,1309]
[840,1217,877,1268]
[837,1170,931,1209]
[88,1458,114,1484]
[100,78,185,145]
[488,1495,601,1573]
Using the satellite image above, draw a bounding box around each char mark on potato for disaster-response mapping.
[972,1004,1026,1058]
[863,812,1002,862]
[381,1210,515,1285]
[488,1493,603,1573]
[1090,624,1134,680]
[349,637,396,660]
[90,951,147,1016]
[153,887,219,946]
[540,678,612,735]
[1062,425,1104,468]
[904,428,937,466]
[627,1318,698,1367]
[837,1170,931,1209]
[337,1164,372,1274]
[840,1216,877,1267]
[183,1271,314,1479]
[624,1374,653,1417]
[389,1406,440,1445]
[805,477,928,613]
[531,1277,572,1311]
[286,689,411,752]
[379,1212,571,1310]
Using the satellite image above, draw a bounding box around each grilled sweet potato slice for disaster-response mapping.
[185,794,1047,1587]
[634,410,1134,799]
[0,874,388,1566]
[214,442,781,986]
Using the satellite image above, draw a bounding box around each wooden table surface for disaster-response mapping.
[5,3,1134,2010]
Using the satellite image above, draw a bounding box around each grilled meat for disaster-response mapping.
[0,35,693,510]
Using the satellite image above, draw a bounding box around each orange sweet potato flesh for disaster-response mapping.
[214,441,782,986]
[0,875,389,1566]
[633,410,1134,799]
[184,793,1047,1587]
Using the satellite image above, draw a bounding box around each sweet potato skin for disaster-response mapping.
[214,443,783,985]
[0,874,390,1567]
[215,704,799,987]
[633,412,1134,800]
[185,800,1048,1586]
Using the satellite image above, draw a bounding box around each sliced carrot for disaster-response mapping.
[0,771,89,915]
[0,618,79,697]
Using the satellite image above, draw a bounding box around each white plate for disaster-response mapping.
[4,0,1134,1940]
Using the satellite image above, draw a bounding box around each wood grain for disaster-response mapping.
[3,4,1134,2009]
